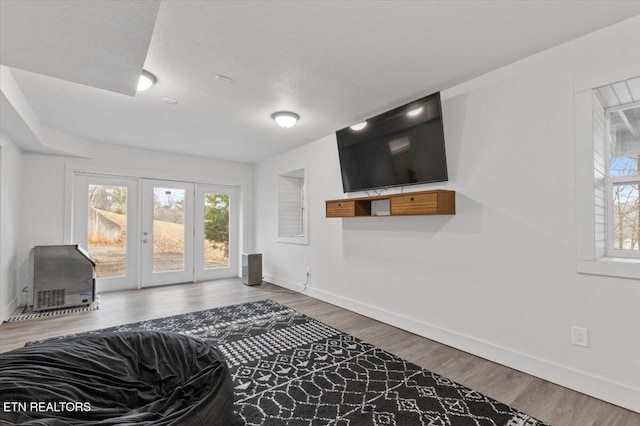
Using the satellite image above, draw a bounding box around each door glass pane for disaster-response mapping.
[153,187,185,272]
[203,192,229,268]
[612,183,640,251]
[88,185,127,278]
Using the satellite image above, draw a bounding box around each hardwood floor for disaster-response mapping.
[1,278,638,426]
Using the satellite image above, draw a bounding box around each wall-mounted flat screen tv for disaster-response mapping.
[336,91,447,193]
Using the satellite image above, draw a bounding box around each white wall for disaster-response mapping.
[255,17,640,412]
[0,135,23,322]
[18,140,254,304]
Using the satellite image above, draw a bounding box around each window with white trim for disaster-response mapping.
[594,77,640,258]
[277,168,308,245]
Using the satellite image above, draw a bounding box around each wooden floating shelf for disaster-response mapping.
[326,189,455,218]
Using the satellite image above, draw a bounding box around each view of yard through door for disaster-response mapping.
[87,185,127,278]
[87,184,230,279]
[203,192,230,269]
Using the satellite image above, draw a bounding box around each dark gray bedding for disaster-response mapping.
[0,331,232,425]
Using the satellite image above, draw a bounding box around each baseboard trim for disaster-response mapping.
[264,274,640,413]
[264,274,305,291]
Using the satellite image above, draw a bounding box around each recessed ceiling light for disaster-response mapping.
[350,121,367,131]
[271,111,300,128]
[137,69,157,92]
[407,106,423,117]
[162,97,178,105]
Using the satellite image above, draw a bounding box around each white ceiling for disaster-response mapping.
[0,0,159,96]
[2,1,640,163]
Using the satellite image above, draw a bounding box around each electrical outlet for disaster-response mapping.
[306,266,311,274]
[571,326,588,347]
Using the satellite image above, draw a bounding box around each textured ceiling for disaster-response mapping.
[0,0,159,95]
[2,1,640,163]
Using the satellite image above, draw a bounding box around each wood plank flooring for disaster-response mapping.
[1,279,638,426]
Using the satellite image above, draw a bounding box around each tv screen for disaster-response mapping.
[336,92,447,193]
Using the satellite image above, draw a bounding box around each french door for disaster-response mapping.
[141,180,195,286]
[73,175,139,292]
[195,184,239,281]
[73,174,239,290]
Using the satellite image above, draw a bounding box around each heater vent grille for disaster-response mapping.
[37,289,66,309]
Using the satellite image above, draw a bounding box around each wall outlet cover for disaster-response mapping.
[571,326,588,347]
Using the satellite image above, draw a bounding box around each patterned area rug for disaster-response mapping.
[35,300,547,425]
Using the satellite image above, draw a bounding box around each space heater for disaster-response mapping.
[30,245,96,311]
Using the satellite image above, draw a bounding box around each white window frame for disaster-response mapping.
[276,167,309,245]
[605,101,640,259]
[575,73,640,280]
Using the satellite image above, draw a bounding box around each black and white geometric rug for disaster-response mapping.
[36,300,547,425]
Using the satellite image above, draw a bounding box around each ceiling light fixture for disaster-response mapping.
[137,69,157,92]
[350,121,367,131]
[407,106,423,117]
[271,111,300,128]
